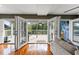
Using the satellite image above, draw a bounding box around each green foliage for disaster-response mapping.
[28,23,47,34]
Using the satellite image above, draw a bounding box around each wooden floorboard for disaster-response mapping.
[0,44,15,55]
[11,44,52,55]
[0,43,52,55]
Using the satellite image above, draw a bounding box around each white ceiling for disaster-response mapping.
[0,4,79,15]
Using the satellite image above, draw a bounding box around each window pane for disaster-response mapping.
[28,21,47,34]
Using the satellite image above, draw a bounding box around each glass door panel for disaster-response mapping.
[73,21,79,42]
[49,17,57,42]
[70,18,79,46]
[4,20,16,44]
[49,16,60,42]
[50,21,54,41]
[15,16,27,49]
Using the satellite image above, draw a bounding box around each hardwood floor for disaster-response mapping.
[0,43,52,55]
[0,44,15,55]
[11,43,52,55]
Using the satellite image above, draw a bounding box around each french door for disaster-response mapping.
[70,18,79,46]
[15,16,27,50]
[14,16,61,49]
[49,16,60,42]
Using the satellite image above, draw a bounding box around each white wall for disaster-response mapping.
[0,20,4,43]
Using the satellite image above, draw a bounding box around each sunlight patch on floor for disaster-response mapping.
[28,44,48,51]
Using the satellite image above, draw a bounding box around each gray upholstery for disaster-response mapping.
[55,39,76,55]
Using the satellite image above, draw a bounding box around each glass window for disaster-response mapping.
[28,21,47,34]
[73,21,79,36]
[4,24,11,36]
